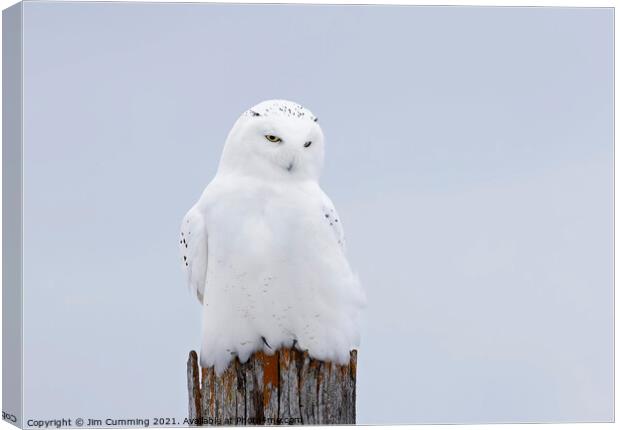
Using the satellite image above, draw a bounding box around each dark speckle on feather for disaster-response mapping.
[243,100,317,123]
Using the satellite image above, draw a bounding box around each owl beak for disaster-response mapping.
[286,161,294,172]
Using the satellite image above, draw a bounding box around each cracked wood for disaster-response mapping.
[187,348,357,425]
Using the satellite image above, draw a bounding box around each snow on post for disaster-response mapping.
[186,348,357,425]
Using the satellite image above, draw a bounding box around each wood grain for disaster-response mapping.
[187,348,357,425]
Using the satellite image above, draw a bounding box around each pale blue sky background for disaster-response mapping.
[21,2,612,425]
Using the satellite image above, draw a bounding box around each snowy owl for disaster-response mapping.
[180,100,365,374]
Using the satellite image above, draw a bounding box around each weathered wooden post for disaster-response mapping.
[186,348,357,425]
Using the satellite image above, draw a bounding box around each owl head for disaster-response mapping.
[218,100,325,181]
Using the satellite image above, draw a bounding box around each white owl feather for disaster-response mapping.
[180,100,365,374]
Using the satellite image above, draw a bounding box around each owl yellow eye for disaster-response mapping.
[265,135,282,143]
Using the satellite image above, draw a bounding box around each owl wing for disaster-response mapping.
[180,205,208,303]
[320,194,346,251]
